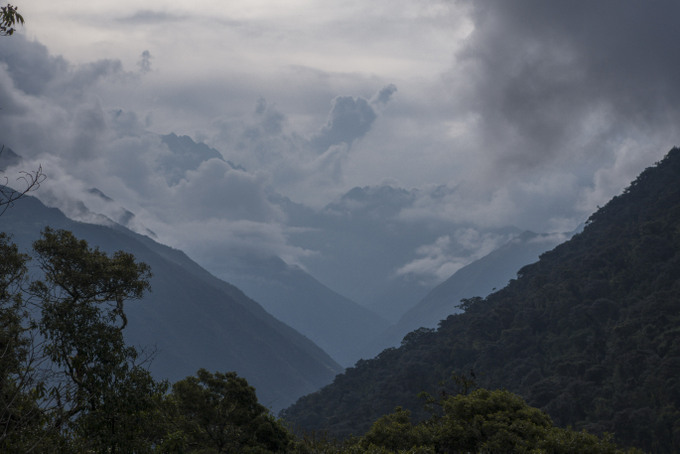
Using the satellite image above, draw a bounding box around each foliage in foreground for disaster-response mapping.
[294,387,640,454]
[0,229,643,452]
[0,3,23,36]
[0,228,163,452]
[0,228,294,452]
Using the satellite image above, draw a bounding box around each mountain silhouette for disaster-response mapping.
[283,148,680,452]
[1,193,342,411]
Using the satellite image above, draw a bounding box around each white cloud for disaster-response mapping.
[2,1,680,306]
[154,218,316,271]
[395,229,509,285]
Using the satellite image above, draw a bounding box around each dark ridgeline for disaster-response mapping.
[282,147,680,453]
[364,230,567,357]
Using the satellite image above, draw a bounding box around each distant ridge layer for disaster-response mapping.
[282,148,680,453]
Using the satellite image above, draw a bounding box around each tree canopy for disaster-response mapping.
[0,228,296,452]
[0,228,162,451]
[0,3,23,36]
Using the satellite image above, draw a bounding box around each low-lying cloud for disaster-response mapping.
[395,229,510,286]
[3,0,680,289]
[0,35,398,272]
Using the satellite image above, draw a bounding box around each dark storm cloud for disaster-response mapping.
[62,60,124,95]
[0,35,293,263]
[0,35,125,98]
[309,84,396,155]
[311,95,377,153]
[456,0,680,172]
[372,83,397,106]
[0,37,67,95]
[0,35,133,163]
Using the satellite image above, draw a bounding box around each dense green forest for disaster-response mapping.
[0,228,634,452]
[282,148,680,453]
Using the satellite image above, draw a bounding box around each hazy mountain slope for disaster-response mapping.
[217,254,389,367]
[277,188,520,322]
[282,148,680,452]
[30,133,523,355]
[1,194,342,411]
[364,231,569,356]
[7,131,387,368]
[136,133,392,365]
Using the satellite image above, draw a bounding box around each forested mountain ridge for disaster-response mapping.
[364,230,568,357]
[282,147,680,453]
[219,254,389,367]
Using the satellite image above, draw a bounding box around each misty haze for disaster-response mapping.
[0,1,679,452]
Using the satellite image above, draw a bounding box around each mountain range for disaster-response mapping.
[8,136,671,450]
[0,192,341,411]
[213,253,389,367]
[363,230,571,357]
[282,148,680,453]
[17,133,543,367]
[3,133,577,371]
[1,133,592,399]
[278,185,522,323]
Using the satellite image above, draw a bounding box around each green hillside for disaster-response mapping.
[282,148,680,453]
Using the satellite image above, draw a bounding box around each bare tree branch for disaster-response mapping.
[0,146,46,216]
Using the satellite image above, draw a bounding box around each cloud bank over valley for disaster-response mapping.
[1,0,679,311]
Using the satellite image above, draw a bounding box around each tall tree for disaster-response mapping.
[168,369,292,453]
[0,233,46,451]
[29,228,163,452]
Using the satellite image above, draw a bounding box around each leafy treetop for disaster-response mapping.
[0,4,23,36]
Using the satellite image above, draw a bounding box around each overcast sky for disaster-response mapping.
[1,0,679,288]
